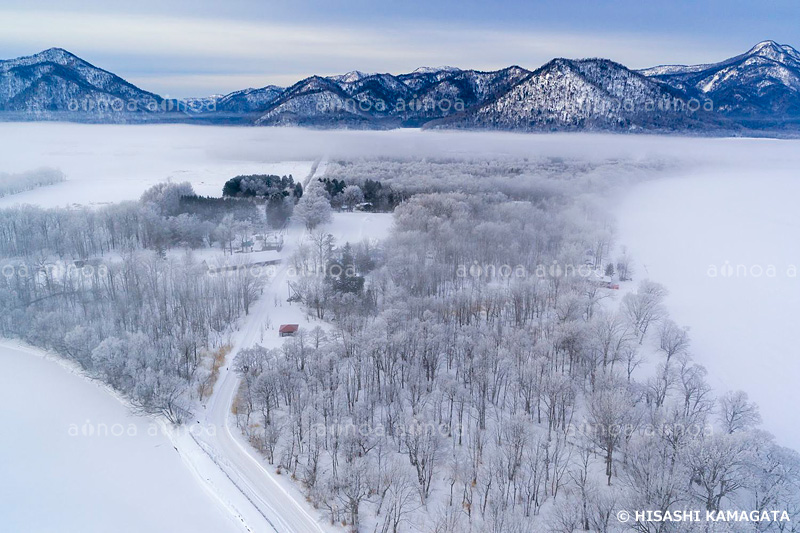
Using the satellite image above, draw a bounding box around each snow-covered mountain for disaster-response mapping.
[639,40,800,128]
[254,75,379,126]
[328,70,374,84]
[1,43,799,132]
[445,58,722,132]
[397,66,462,90]
[252,66,532,127]
[215,85,285,120]
[400,66,531,125]
[0,48,164,121]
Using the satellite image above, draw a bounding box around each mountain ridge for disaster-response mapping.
[1,42,799,132]
[638,40,800,127]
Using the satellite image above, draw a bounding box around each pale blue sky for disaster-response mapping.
[1,0,797,97]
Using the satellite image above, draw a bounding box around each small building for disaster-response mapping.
[279,324,299,337]
[587,270,620,290]
[262,233,284,252]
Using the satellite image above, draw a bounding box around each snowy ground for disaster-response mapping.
[327,211,395,245]
[0,342,245,533]
[616,157,800,451]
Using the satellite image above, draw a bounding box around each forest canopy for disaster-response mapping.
[222,174,303,199]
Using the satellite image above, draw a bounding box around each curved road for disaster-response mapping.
[189,159,332,533]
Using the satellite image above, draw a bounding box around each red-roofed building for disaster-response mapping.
[279,324,299,337]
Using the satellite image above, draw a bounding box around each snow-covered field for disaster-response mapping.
[0,343,243,533]
[616,151,800,451]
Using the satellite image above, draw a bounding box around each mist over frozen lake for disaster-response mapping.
[2,127,799,444]
[0,123,726,208]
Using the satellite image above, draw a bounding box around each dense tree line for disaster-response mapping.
[223,174,303,199]
[0,182,285,258]
[318,177,347,198]
[0,167,65,198]
[323,156,669,206]
[233,159,799,532]
[0,250,259,422]
[220,174,302,228]
[0,183,266,421]
[177,195,261,224]
[319,176,404,212]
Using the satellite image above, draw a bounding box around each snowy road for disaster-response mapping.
[182,160,334,533]
[195,238,329,533]
[185,168,395,533]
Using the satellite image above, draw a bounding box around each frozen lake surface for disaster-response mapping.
[616,161,800,451]
[0,123,313,208]
[0,344,241,533]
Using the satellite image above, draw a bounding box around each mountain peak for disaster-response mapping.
[750,39,781,50]
[410,66,460,75]
[0,47,165,121]
[329,70,373,83]
[745,40,800,64]
[0,47,80,69]
[33,47,80,64]
[539,57,578,71]
[39,46,73,55]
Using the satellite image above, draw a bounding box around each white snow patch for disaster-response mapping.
[326,211,394,245]
[0,341,246,533]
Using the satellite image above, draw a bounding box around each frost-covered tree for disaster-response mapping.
[623,280,668,342]
[719,390,762,434]
[587,379,637,485]
[341,185,365,209]
[658,319,690,363]
[140,181,195,216]
[294,186,332,229]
